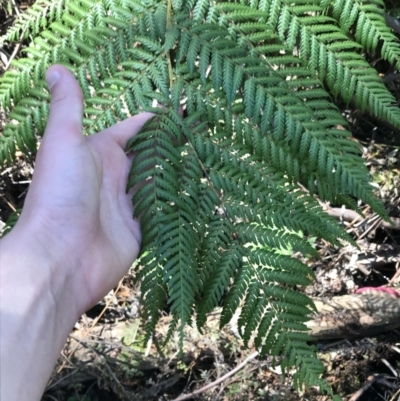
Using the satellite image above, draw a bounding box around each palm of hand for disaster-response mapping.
[19,66,153,314]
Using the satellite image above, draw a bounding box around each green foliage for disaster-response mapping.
[0,0,69,43]
[0,0,397,396]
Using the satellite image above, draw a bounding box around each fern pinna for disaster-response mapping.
[1,0,397,397]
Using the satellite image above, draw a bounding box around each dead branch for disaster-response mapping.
[348,375,377,401]
[324,207,400,230]
[171,351,259,401]
[307,289,400,340]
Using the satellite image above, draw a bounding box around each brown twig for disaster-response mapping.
[358,215,382,239]
[49,279,124,381]
[348,375,377,401]
[66,334,131,400]
[325,207,400,230]
[4,27,27,71]
[344,251,399,274]
[0,194,17,212]
[68,334,142,355]
[172,351,259,401]
[381,358,398,377]
[389,261,400,285]
[45,369,79,391]
[389,387,400,401]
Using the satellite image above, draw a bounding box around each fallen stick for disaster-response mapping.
[307,288,400,340]
[348,375,377,401]
[171,351,260,401]
[324,207,400,230]
[329,207,400,229]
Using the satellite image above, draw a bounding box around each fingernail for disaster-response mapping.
[46,69,61,90]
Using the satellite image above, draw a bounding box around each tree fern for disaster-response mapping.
[0,0,397,397]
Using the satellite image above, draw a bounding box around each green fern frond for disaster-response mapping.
[138,252,167,341]
[213,0,400,129]
[0,0,69,43]
[197,239,243,328]
[184,5,386,216]
[127,111,201,344]
[327,0,400,70]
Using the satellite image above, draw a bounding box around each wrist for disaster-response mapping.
[0,222,81,401]
[0,219,81,322]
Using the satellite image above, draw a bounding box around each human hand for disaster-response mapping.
[0,65,153,401]
[12,65,153,316]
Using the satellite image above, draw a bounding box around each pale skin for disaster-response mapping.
[0,65,153,401]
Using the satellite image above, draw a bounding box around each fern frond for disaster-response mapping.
[0,0,69,43]
[327,0,400,70]
[0,0,169,161]
[239,224,319,257]
[138,253,167,341]
[127,111,201,344]
[175,9,385,218]
[215,0,400,130]
[197,240,243,328]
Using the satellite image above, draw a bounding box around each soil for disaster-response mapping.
[1,2,400,401]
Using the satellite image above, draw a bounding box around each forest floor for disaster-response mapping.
[1,1,400,401]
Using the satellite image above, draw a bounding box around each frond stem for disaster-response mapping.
[166,0,174,89]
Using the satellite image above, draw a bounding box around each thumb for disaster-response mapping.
[44,65,84,142]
